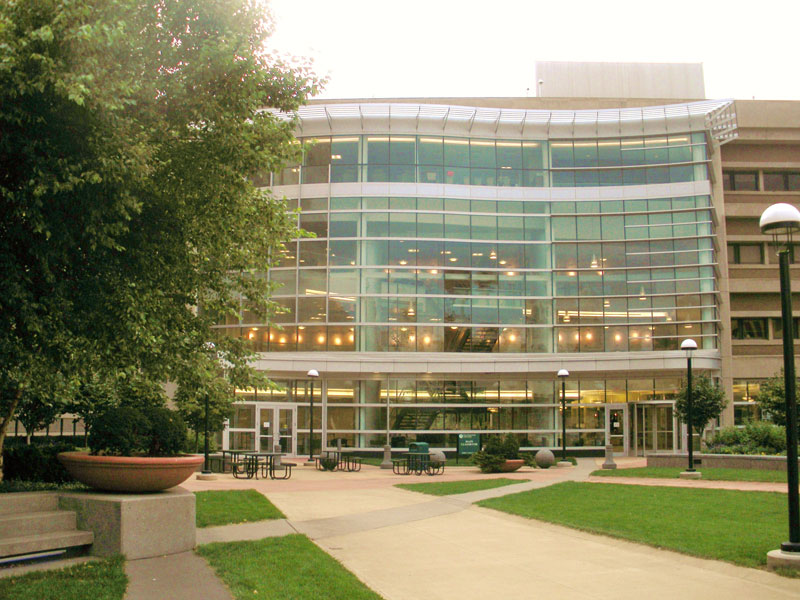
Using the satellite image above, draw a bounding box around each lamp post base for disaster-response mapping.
[196,472,217,481]
[767,548,800,570]
[556,460,573,468]
[679,470,702,480]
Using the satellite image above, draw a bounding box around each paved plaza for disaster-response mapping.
[167,458,800,600]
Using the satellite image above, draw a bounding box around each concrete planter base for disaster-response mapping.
[58,487,195,559]
[767,549,800,570]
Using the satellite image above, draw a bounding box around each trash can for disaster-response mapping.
[408,442,429,454]
[407,442,430,473]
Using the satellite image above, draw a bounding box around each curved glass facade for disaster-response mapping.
[217,101,730,456]
[221,132,718,354]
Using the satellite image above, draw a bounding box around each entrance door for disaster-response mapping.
[635,404,675,455]
[605,404,628,456]
[258,405,297,455]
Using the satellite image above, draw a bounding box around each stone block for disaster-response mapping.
[58,487,195,559]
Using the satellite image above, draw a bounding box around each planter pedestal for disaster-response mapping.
[58,487,195,559]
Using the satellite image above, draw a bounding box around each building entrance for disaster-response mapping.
[257,405,297,455]
[605,404,629,456]
[634,404,676,456]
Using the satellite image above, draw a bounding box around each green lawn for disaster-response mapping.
[478,481,787,569]
[0,555,127,600]
[195,489,285,528]
[197,534,382,599]
[396,478,526,496]
[591,466,788,483]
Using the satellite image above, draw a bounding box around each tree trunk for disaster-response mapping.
[0,388,23,482]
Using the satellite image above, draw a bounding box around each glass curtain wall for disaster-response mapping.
[227,378,684,452]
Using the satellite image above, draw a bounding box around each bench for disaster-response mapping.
[266,460,296,480]
[392,458,409,475]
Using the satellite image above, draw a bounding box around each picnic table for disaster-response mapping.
[315,449,362,472]
[392,451,445,476]
[230,451,292,480]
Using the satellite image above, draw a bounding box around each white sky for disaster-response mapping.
[268,0,800,101]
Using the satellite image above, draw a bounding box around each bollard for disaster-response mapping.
[273,444,282,468]
[601,444,617,469]
[336,438,343,452]
[380,444,393,469]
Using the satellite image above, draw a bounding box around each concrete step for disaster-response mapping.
[0,530,94,560]
[0,492,58,515]
[0,510,77,539]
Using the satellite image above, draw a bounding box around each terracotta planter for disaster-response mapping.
[499,459,525,472]
[58,451,204,493]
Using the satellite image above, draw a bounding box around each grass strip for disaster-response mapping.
[197,534,382,599]
[590,466,788,483]
[0,555,127,600]
[195,489,284,528]
[396,478,526,496]
[478,481,787,569]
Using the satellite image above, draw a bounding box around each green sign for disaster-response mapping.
[457,433,480,456]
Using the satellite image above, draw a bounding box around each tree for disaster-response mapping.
[674,374,728,435]
[753,369,798,428]
[0,0,322,478]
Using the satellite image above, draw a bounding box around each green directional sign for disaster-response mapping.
[457,433,480,457]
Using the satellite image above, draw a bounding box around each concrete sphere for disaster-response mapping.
[534,449,555,469]
[429,450,446,463]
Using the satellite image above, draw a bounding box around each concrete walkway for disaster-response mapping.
[179,459,800,599]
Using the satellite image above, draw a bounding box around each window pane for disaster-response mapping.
[738,244,763,264]
[419,137,443,165]
[390,137,415,164]
[443,138,470,167]
[332,137,359,164]
[470,140,496,168]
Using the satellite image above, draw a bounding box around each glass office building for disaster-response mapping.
[217,100,738,457]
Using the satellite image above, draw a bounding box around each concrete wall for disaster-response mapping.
[648,453,798,471]
[535,61,705,100]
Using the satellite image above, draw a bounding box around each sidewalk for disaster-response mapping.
[177,458,800,600]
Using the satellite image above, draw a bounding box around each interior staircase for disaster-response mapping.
[0,492,93,565]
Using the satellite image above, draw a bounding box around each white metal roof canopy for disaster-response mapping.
[270,100,738,143]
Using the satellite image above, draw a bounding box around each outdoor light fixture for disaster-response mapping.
[306,369,320,463]
[761,203,800,563]
[557,369,569,465]
[680,338,698,475]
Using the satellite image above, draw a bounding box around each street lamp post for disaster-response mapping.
[761,203,800,567]
[306,369,320,463]
[557,369,569,466]
[202,393,212,475]
[680,339,699,478]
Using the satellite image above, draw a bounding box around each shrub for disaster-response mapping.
[501,434,520,460]
[706,421,786,455]
[89,405,187,456]
[472,434,519,472]
[2,442,77,483]
[471,452,506,473]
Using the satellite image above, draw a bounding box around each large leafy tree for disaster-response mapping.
[0,0,321,477]
[674,374,728,435]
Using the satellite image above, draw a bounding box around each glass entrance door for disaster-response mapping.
[257,405,297,455]
[605,404,628,456]
[635,404,675,455]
